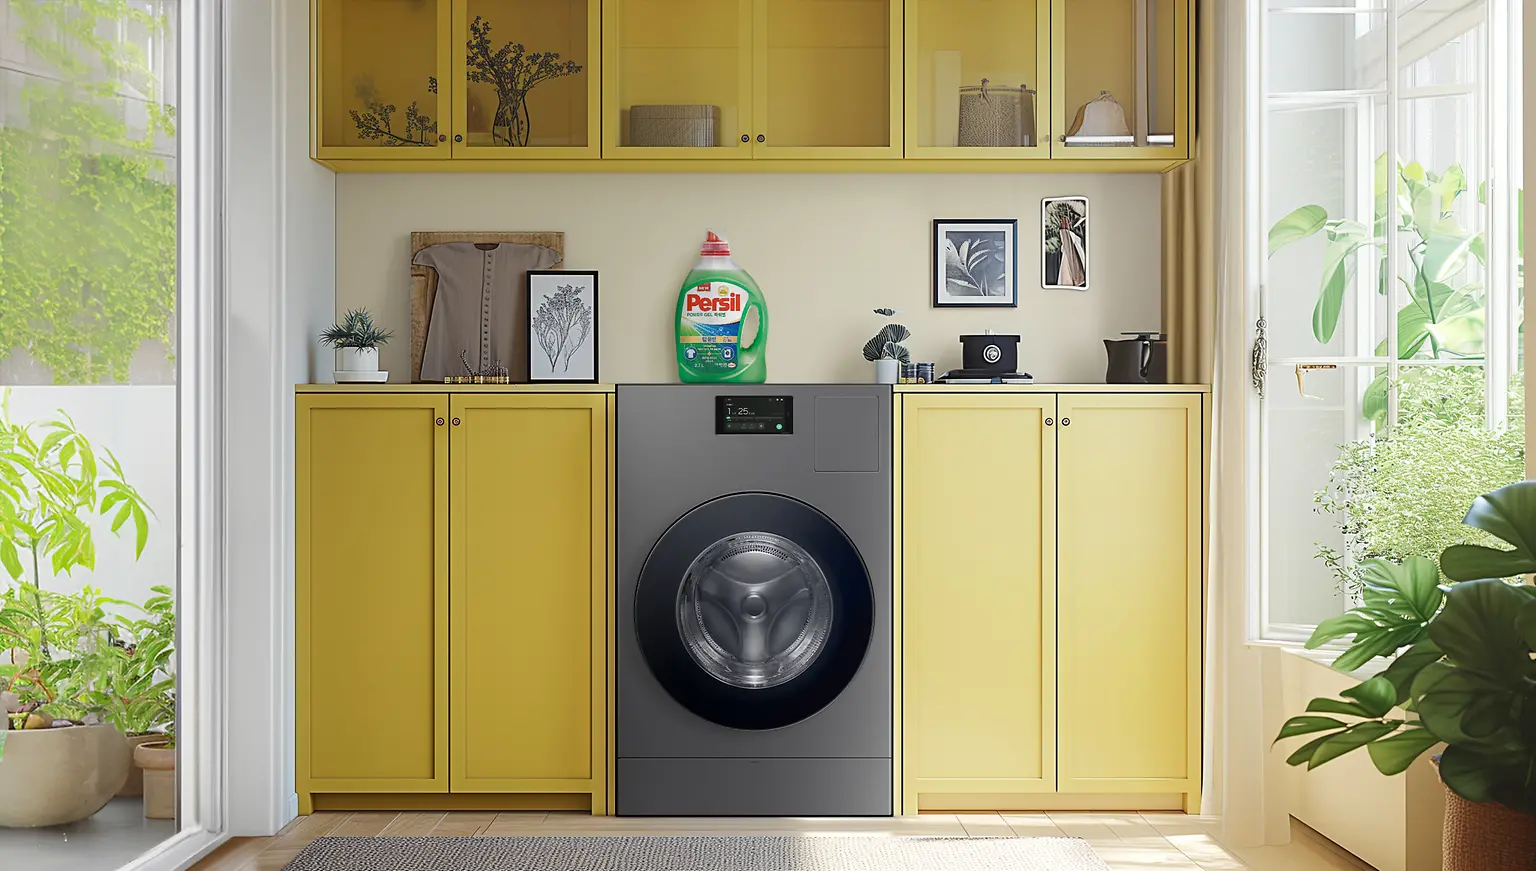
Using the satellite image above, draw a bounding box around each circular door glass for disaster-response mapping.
[676,532,834,689]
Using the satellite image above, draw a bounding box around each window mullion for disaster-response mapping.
[1384,2,1401,426]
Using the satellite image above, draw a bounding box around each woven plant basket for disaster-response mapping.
[1442,783,1536,871]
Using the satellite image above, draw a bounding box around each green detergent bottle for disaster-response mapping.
[675,231,768,383]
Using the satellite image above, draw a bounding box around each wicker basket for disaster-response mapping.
[958,80,1036,147]
[629,104,719,147]
[1442,782,1536,871]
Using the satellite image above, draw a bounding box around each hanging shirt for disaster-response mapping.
[413,242,561,381]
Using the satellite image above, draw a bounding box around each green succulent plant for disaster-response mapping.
[319,309,393,351]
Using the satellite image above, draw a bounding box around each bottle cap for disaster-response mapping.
[701,231,731,257]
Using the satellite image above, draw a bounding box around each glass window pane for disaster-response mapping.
[1268,10,1385,93]
[764,0,892,148]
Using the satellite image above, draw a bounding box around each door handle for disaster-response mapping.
[1045,418,1054,427]
[452,417,461,426]
[436,417,445,427]
[1061,417,1071,427]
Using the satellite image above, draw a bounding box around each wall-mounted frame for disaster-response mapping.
[932,218,1019,308]
[1042,196,1089,290]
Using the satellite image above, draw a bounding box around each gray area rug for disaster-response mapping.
[284,835,1112,870]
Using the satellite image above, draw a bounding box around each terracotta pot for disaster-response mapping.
[0,725,130,827]
[1443,782,1536,871]
[117,733,164,797]
[133,740,176,820]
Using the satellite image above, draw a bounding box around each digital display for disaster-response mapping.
[716,395,793,434]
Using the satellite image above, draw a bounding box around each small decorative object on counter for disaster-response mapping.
[1043,197,1089,290]
[444,351,511,384]
[676,232,769,383]
[957,80,1036,148]
[900,362,936,384]
[320,308,393,383]
[629,104,720,147]
[933,219,1019,307]
[864,309,910,385]
[527,271,599,383]
[1104,331,1169,384]
[1066,90,1131,143]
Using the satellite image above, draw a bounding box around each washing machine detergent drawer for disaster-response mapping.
[617,758,892,816]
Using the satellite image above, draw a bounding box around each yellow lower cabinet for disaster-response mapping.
[900,394,1057,812]
[296,394,451,807]
[449,394,608,811]
[1056,393,1202,812]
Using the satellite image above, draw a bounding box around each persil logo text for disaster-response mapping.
[685,292,743,313]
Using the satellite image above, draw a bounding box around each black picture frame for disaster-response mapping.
[526,270,599,384]
[932,218,1020,308]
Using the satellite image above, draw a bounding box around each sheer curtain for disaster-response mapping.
[1161,0,1288,846]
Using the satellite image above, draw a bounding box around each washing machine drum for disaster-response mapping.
[635,492,874,730]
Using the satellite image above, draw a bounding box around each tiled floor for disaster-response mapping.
[0,797,178,871]
[190,811,1378,871]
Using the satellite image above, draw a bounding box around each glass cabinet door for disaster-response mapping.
[316,0,451,159]
[753,0,902,159]
[906,0,1051,159]
[1052,0,1188,159]
[451,0,599,158]
[603,0,755,159]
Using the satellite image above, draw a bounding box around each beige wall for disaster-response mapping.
[335,172,1163,384]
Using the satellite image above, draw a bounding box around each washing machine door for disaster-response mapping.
[634,492,874,730]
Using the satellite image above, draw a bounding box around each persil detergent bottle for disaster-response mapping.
[675,231,768,383]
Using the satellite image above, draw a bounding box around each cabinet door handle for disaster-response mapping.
[741,134,750,143]
[452,417,462,426]
[756,134,766,143]
[454,134,463,143]
[436,417,445,427]
[438,134,447,143]
[1061,417,1071,427]
[1045,418,1054,427]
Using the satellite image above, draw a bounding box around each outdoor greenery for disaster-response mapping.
[1277,481,1536,813]
[0,395,173,734]
[0,0,178,383]
[1314,368,1525,593]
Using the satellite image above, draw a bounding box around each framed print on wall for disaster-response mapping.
[933,219,1019,307]
[1042,196,1090,290]
[526,270,599,383]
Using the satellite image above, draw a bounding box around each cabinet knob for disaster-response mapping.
[756,134,766,143]
[1061,417,1071,426]
[454,134,463,143]
[1045,418,1054,426]
[1058,135,1067,143]
[436,417,445,426]
[741,134,750,143]
[438,134,447,143]
[452,417,461,426]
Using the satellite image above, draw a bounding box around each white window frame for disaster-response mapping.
[1248,0,1525,645]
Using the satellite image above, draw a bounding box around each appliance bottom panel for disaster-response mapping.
[617,757,892,817]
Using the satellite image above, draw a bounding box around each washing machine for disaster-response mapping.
[617,384,892,816]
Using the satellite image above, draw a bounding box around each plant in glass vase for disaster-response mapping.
[465,15,583,147]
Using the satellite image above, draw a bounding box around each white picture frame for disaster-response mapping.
[526,270,598,383]
[1042,196,1090,290]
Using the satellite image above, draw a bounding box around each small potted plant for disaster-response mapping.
[100,586,176,806]
[863,308,910,384]
[1275,481,1536,870]
[320,308,393,382]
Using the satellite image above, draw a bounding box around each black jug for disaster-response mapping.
[1105,332,1169,384]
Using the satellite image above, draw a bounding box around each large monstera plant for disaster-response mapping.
[1276,481,1536,813]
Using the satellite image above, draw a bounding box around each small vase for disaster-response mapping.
[337,347,378,373]
[874,359,899,384]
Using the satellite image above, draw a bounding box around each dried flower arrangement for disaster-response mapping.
[466,16,583,147]
[349,77,439,146]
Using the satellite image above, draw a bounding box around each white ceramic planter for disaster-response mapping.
[133,741,176,820]
[874,359,900,384]
[337,347,379,373]
[0,725,129,827]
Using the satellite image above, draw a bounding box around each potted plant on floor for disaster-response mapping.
[320,308,393,383]
[97,586,176,804]
[863,309,910,384]
[1275,481,1536,871]
[0,393,156,826]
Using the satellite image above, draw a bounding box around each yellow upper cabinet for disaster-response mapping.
[451,0,601,158]
[313,0,452,159]
[753,0,902,159]
[603,0,755,159]
[1051,0,1189,160]
[905,0,1051,159]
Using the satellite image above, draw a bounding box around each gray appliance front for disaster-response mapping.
[617,384,892,761]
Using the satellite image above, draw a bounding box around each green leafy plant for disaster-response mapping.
[466,16,583,148]
[1314,368,1526,593]
[0,0,177,383]
[319,309,394,351]
[1,583,128,727]
[863,309,911,363]
[1277,480,1536,813]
